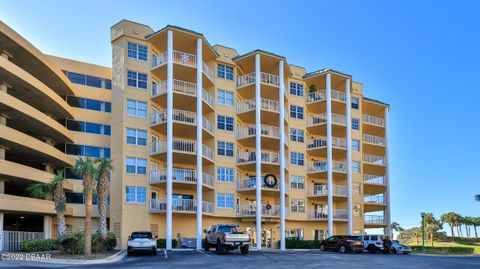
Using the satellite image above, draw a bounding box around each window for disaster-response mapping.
[126,186,147,204]
[217,141,234,157]
[353,183,361,195]
[127,42,148,61]
[290,152,305,166]
[352,118,360,130]
[217,89,234,106]
[217,193,234,208]
[65,144,110,158]
[313,229,328,241]
[64,71,111,90]
[126,99,147,118]
[286,228,304,240]
[217,167,234,183]
[217,115,234,131]
[352,139,360,152]
[126,128,147,146]
[351,97,360,109]
[353,161,361,174]
[290,105,304,119]
[290,175,305,189]
[353,204,361,216]
[126,157,147,174]
[290,128,304,143]
[66,96,111,112]
[127,70,148,89]
[291,199,305,213]
[217,64,234,80]
[290,82,304,96]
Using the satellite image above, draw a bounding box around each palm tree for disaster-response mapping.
[422,212,441,246]
[391,221,404,235]
[73,157,97,256]
[440,212,459,240]
[473,217,480,239]
[474,194,480,201]
[95,158,113,240]
[26,170,67,240]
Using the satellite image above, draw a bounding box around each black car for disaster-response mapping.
[319,235,364,253]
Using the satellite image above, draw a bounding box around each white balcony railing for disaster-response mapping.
[149,168,214,187]
[309,184,347,197]
[306,112,346,126]
[151,52,167,68]
[363,134,385,146]
[261,72,279,87]
[307,208,348,220]
[173,50,197,67]
[203,172,214,187]
[236,72,255,88]
[2,231,44,252]
[151,109,196,126]
[306,137,346,150]
[202,144,214,160]
[236,98,279,114]
[364,194,385,204]
[203,62,215,81]
[202,200,215,214]
[332,113,347,125]
[202,117,214,134]
[236,177,280,191]
[151,139,213,160]
[363,154,386,165]
[331,89,346,102]
[236,72,279,88]
[363,114,385,127]
[150,198,214,213]
[236,124,279,140]
[151,110,167,126]
[173,79,196,96]
[236,204,283,217]
[307,161,347,173]
[237,151,279,165]
[151,81,167,97]
[202,89,214,108]
[365,215,385,224]
[364,174,385,185]
[306,90,325,103]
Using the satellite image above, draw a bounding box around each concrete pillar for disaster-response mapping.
[195,38,203,250]
[326,74,333,237]
[0,84,7,126]
[255,54,262,250]
[0,180,4,194]
[0,213,4,252]
[384,108,392,237]
[166,30,174,250]
[345,79,353,235]
[43,216,52,239]
[278,61,286,250]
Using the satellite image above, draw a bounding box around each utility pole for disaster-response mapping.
[421,213,425,254]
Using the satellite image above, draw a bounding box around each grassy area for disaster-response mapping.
[407,240,480,255]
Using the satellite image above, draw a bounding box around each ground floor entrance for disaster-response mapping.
[0,213,48,252]
[246,227,274,248]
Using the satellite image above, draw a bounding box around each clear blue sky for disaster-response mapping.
[2,0,479,232]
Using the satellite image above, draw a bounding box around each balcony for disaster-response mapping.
[151,50,196,69]
[363,154,385,165]
[363,134,385,146]
[149,168,214,189]
[236,124,281,150]
[236,177,286,194]
[305,89,346,114]
[150,109,214,137]
[307,184,347,198]
[307,161,347,178]
[307,208,348,221]
[363,154,386,175]
[306,113,346,136]
[236,204,284,218]
[237,151,287,174]
[362,134,386,156]
[306,137,346,158]
[364,215,386,226]
[236,98,281,125]
[236,72,279,89]
[362,114,385,134]
[150,79,214,112]
[150,139,214,164]
[364,194,386,212]
[149,198,214,214]
[363,174,386,194]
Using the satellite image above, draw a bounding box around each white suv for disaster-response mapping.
[359,234,385,253]
[127,231,157,256]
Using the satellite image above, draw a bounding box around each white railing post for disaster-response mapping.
[166,30,173,250]
[279,60,286,250]
[346,79,352,235]
[255,53,262,250]
[326,73,333,237]
[196,38,203,250]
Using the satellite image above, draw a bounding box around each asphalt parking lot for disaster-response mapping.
[2,250,480,269]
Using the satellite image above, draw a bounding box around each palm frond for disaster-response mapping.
[26,183,51,199]
[475,194,480,201]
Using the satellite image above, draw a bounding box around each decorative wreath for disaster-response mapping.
[266,204,272,210]
[263,174,278,188]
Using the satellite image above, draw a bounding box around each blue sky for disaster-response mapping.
[2,0,479,232]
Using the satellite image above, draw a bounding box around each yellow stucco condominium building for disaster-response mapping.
[0,19,390,251]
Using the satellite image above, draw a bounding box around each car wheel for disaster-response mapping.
[391,248,397,254]
[320,244,326,251]
[338,245,346,253]
[367,245,377,254]
[204,238,210,251]
[216,240,225,255]
[240,246,249,255]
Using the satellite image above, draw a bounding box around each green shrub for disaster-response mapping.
[20,238,59,252]
[60,231,85,255]
[411,246,474,255]
[156,238,177,248]
[92,231,117,252]
[285,239,320,249]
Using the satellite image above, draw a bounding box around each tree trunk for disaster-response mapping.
[430,232,434,247]
[57,211,66,241]
[98,171,109,240]
[450,224,455,241]
[84,176,93,256]
[474,225,478,239]
[467,225,471,238]
[54,184,67,241]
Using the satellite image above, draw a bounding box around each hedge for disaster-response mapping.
[284,239,320,249]
[60,231,117,255]
[156,239,178,249]
[20,238,60,252]
[411,246,474,255]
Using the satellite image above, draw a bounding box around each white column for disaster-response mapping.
[166,30,174,250]
[278,61,286,250]
[384,108,392,237]
[326,74,334,237]
[195,38,203,250]
[345,79,353,235]
[255,54,262,250]
[43,216,52,239]
[0,212,4,252]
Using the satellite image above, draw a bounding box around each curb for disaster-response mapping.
[34,249,127,265]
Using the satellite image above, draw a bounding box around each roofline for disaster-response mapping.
[212,44,239,55]
[46,54,112,70]
[289,63,306,69]
[110,19,154,32]
[303,68,352,79]
[363,97,390,108]
[145,25,219,57]
[232,49,286,61]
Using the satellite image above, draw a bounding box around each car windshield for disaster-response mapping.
[347,236,361,241]
[131,232,153,239]
[217,226,238,233]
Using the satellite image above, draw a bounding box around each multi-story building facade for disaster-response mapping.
[0,19,390,251]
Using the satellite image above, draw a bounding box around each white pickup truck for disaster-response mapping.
[204,224,251,255]
[127,231,157,256]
